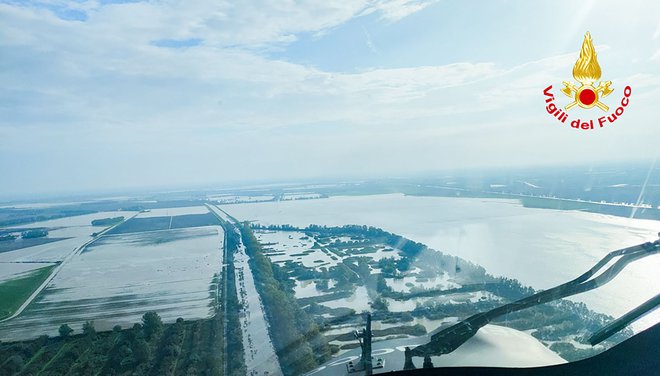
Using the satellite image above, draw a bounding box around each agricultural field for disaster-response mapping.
[208,194,275,204]
[106,206,220,234]
[0,206,224,342]
[0,265,56,320]
[246,223,632,362]
[0,211,138,278]
[0,211,137,329]
[251,225,495,353]
[135,206,210,217]
[225,194,660,332]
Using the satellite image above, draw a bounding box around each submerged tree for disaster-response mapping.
[58,324,73,338]
[82,321,96,337]
[142,312,163,341]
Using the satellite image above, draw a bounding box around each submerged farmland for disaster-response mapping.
[242,223,635,363]
[224,194,660,331]
[0,206,224,341]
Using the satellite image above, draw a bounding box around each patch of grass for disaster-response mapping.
[0,264,57,320]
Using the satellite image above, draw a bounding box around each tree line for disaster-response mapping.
[0,311,228,376]
[239,222,333,376]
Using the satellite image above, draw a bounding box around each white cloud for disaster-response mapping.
[0,1,658,195]
[0,1,503,134]
[2,1,435,48]
[365,0,438,22]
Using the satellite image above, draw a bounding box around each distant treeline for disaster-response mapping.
[91,216,124,226]
[0,199,209,228]
[520,197,660,221]
[0,210,95,228]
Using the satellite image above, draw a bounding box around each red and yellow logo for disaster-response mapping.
[543,32,632,130]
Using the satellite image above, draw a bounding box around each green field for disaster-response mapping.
[0,265,57,320]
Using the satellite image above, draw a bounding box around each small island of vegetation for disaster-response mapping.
[91,217,125,226]
[20,229,48,239]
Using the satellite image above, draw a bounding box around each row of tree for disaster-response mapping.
[91,217,125,226]
[0,311,230,376]
[239,222,333,376]
[221,223,247,375]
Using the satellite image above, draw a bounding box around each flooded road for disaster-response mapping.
[208,204,283,376]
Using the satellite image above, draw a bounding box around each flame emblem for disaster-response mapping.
[561,32,613,111]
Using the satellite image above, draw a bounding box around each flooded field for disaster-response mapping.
[0,211,138,272]
[257,230,340,270]
[0,223,223,341]
[225,194,660,332]
[249,226,499,352]
[386,274,459,293]
[107,206,220,234]
[137,206,210,218]
[0,262,55,282]
[234,238,283,375]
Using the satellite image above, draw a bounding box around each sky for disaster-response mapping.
[1,0,659,197]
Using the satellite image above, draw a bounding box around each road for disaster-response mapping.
[221,216,229,376]
[207,204,283,376]
[233,235,283,376]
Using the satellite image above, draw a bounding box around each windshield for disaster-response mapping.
[1,1,659,375]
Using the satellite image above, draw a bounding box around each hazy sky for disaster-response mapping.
[1,0,659,197]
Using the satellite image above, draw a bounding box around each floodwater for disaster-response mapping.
[137,206,209,218]
[321,285,371,312]
[0,211,138,273]
[255,230,340,270]
[0,262,55,282]
[386,274,459,293]
[234,238,283,376]
[294,280,323,298]
[224,194,660,332]
[0,225,223,341]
